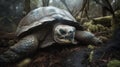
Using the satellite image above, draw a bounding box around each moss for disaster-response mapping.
[107,60,120,67]
[17,58,31,67]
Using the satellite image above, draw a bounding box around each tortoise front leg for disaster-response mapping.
[0,34,38,63]
[75,31,103,46]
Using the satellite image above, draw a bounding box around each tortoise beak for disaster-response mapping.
[66,33,78,44]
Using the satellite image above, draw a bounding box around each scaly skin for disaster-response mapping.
[75,31,102,46]
[0,34,38,63]
[0,31,102,64]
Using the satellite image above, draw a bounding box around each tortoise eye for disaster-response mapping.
[59,29,66,35]
[69,31,73,33]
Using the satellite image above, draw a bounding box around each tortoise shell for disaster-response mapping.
[16,6,83,38]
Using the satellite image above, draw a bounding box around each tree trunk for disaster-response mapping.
[24,0,31,14]
[42,0,49,6]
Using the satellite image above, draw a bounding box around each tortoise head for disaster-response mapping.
[54,24,77,44]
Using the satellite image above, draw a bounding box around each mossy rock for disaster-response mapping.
[107,60,120,67]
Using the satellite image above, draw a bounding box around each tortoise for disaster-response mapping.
[0,6,102,63]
